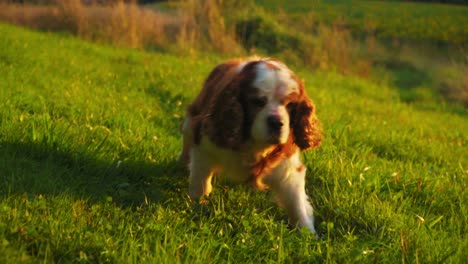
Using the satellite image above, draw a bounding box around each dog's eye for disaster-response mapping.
[286,102,295,109]
[250,97,267,108]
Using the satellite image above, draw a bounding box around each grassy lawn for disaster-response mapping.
[241,0,467,107]
[0,23,467,263]
[256,0,468,44]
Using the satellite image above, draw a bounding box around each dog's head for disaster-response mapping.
[201,58,322,151]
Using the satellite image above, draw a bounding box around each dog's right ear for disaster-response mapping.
[200,60,261,150]
[201,62,246,150]
[205,82,244,149]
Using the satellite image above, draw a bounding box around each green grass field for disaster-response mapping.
[0,22,467,263]
[256,0,468,44]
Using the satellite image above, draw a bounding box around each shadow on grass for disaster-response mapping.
[376,59,468,115]
[0,140,188,207]
[377,59,434,103]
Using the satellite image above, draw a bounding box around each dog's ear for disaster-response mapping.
[201,60,261,150]
[201,61,256,150]
[289,85,322,151]
[205,81,244,150]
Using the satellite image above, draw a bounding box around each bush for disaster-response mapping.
[235,13,299,54]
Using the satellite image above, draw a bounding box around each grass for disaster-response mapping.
[0,22,467,263]
[1,1,466,106]
[256,0,468,44]
[254,0,468,106]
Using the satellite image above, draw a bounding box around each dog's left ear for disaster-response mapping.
[289,84,322,151]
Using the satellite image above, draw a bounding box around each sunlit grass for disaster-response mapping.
[257,0,468,44]
[0,23,467,263]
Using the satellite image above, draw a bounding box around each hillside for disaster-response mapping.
[256,0,468,44]
[0,23,467,263]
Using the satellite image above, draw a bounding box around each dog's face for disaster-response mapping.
[244,60,299,146]
[200,58,321,151]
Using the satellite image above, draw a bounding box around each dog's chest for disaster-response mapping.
[199,138,274,183]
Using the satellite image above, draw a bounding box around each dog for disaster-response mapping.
[179,57,322,234]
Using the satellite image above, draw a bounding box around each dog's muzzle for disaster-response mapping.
[266,115,284,141]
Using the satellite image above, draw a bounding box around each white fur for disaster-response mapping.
[251,102,290,145]
[253,61,299,96]
[250,61,298,145]
[263,152,316,233]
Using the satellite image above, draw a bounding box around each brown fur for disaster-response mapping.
[187,59,245,149]
[188,59,262,150]
[289,78,322,151]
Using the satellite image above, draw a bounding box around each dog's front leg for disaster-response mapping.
[179,117,192,165]
[188,147,215,199]
[266,160,317,234]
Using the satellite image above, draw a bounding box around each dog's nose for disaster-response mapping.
[267,115,283,131]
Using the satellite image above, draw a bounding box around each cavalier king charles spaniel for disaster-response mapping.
[179,57,322,234]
